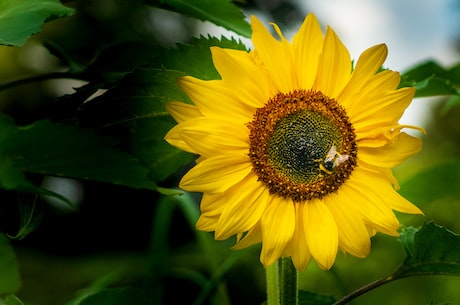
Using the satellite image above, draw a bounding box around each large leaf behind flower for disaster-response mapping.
[79,36,248,184]
[0,113,156,199]
[0,0,74,46]
[146,0,251,38]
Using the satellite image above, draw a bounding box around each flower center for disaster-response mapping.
[248,90,357,202]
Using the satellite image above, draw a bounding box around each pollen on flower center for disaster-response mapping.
[248,90,357,202]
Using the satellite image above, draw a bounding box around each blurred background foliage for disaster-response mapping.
[0,0,460,305]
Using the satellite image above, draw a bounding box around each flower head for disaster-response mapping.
[165,14,423,271]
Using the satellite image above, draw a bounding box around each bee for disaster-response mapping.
[318,145,349,175]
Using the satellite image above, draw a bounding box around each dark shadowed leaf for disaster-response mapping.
[79,36,247,184]
[0,113,157,199]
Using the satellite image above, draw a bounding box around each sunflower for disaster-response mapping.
[165,13,423,271]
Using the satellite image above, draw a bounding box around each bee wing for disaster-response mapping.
[333,154,349,167]
[325,145,337,161]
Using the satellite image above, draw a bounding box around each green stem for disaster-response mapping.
[280,257,298,305]
[266,258,298,305]
[266,260,280,305]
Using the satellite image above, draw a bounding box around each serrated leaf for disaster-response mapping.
[79,36,246,184]
[148,0,251,38]
[400,60,460,97]
[152,35,248,80]
[395,222,460,277]
[79,68,194,184]
[0,234,21,295]
[0,113,157,198]
[78,288,150,305]
[0,0,74,46]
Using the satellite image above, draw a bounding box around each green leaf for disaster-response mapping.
[0,234,21,295]
[0,113,158,198]
[396,222,460,277]
[79,36,247,185]
[0,156,69,202]
[400,60,460,97]
[148,0,251,38]
[152,35,248,80]
[398,226,419,258]
[0,0,74,46]
[79,69,194,184]
[78,288,150,305]
[3,295,24,305]
[298,290,336,305]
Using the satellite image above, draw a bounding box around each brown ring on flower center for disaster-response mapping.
[247,90,357,202]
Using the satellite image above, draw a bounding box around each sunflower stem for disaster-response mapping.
[266,261,280,305]
[280,257,298,305]
[266,258,298,305]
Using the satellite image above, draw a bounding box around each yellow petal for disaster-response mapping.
[314,27,352,99]
[358,132,422,168]
[215,175,269,240]
[196,214,219,231]
[325,194,370,258]
[166,101,202,123]
[232,222,262,250]
[251,15,296,92]
[199,193,227,216]
[180,155,252,193]
[211,47,275,107]
[342,170,401,236]
[352,88,415,130]
[345,69,400,117]
[292,13,323,90]
[178,76,254,124]
[303,199,338,269]
[339,44,388,106]
[164,123,196,153]
[260,197,296,267]
[290,203,312,271]
[353,167,423,215]
[357,124,422,148]
[178,117,249,157]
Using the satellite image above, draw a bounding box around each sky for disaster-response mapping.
[305,0,459,71]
